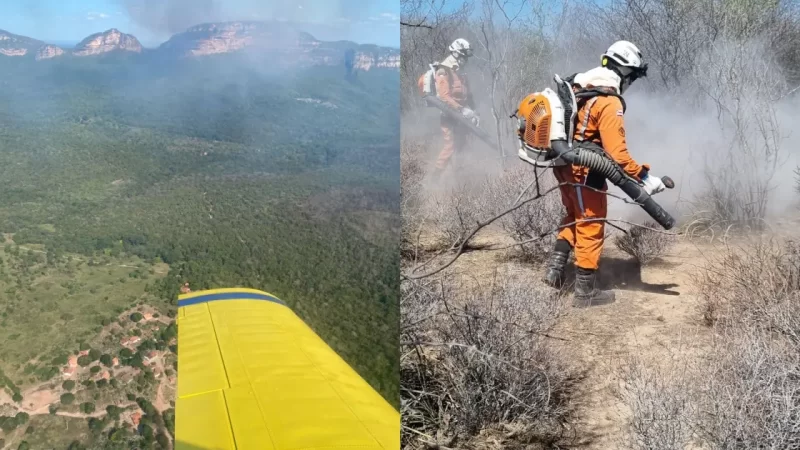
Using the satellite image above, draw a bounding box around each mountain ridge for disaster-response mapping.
[0,22,399,70]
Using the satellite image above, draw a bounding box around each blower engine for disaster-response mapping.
[513,75,676,230]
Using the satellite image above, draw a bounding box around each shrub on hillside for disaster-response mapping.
[614,221,676,265]
[401,273,574,447]
[426,181,492,249]
[60,393,75,405]
[400,139,427,258]
[486,166,564,262]
[622,238,800,448]
[81,402,95,414]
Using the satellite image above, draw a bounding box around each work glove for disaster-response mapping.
[471,114,480,127]
[641,173,666,196]
[461,108,480,127]
[461,107,476,120]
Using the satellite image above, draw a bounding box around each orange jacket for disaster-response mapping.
[573,94,649,180]
[435,66,473,110]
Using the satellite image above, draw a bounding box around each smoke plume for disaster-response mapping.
[120,0,378,34]
[120,0,220,34]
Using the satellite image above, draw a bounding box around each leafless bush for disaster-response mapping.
[486,165,564,261]
[620,354,694,450]
[613,221,676,265]
[697,239,800,345]
[425,179,493,249]
[694,324,800,449]
[400,1,473,113]
[622,239,800,448]
[400,273,575,448]
[401,139,429,258]
[686,39,787,235]
[696,241,800,449]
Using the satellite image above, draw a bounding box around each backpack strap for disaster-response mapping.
[572,88,627,143]
[435,64,455,93]
[576,96,600,142]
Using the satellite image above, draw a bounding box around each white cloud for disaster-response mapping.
[87,12,110,21]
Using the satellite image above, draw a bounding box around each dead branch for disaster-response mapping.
[403,178,678,280]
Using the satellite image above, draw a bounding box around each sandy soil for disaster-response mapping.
[552,239,714,448]
[410,224,717,448]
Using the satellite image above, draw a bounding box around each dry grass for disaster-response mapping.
[400,273,576,449]
[620,355,693,450]
[621,238,800,449]
[613,221,676,266]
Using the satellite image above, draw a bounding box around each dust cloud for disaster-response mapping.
[119,0,219,34]
[403,40,800,228]
[119,0,379,34]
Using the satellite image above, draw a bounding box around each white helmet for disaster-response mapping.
[449,38,473,65]
[602,40,648,93]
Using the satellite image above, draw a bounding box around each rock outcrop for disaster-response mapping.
[158,21,316,57]
[36,44,65,61]
[352,52,400,71]
[159,21,399,70]
[73,29,142,56]
[0,29,43,58]
[1,23,400,69]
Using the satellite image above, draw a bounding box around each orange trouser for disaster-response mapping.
[553,165,607,270]
[436,116,467,170]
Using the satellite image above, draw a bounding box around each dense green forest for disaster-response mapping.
[0,53,400,406]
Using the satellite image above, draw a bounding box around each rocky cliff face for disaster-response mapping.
[159,22,306,56]
[352,52,400,71]
[73,29,142,56]
[1,23,399,69]
[159,21,399,70]
[36,44,65,61]
[0,29,45,58]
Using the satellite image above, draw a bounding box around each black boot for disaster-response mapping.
[574,267,615,307]
[543,239,572,288]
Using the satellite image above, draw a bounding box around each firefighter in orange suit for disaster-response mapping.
[433,38,478,174]
[543,40,666,306]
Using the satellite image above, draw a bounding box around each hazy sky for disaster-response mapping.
[0,0,399,47]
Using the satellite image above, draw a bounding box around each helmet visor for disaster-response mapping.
[628,63,648,82]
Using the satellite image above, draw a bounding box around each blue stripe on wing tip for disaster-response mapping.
[177,291,285,307]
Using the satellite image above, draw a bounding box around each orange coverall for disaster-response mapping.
[434,66,473,170]
[554,94,650,269]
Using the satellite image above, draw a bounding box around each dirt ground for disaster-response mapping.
[414,225,716,449]
[552,239,713,448]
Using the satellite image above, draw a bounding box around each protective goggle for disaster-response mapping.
[627,63,648,83]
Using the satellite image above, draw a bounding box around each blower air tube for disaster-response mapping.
[424,93,676,230]
[422,95,498,150]
[550,140,676,230]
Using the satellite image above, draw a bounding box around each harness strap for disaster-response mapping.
[578,97,599,142]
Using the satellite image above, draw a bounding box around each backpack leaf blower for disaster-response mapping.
[514,74,676,230]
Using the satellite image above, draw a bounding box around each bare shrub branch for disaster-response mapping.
[622,238,800,449]
[614,220,677,265]
[485,165,564,262]
[400,272,576,448]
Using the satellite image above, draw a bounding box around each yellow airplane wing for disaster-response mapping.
[174,287,399,450]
